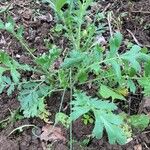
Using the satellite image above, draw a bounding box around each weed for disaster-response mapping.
[0,0,150,146]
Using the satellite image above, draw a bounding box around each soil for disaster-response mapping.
[0,0,150,150]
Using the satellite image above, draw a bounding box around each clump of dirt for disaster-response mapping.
[0,136,19,150]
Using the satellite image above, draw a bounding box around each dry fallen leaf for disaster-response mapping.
[40,124,66,143]
[134,144,142,150]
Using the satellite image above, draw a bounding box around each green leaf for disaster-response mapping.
[17,25,24,38]
[121,45,150,72]
[0,20,5,29]
[92,110,104,139]
[69,92,127,145]
[109,32,123,56]
[7,84,15,96]
[0,67,7,78]
[144,61,150,76]
[55,112,69,127]
[0,84,6,94]
[0,76,14,95]
[104,120,126,145]
[138,76,150,96]
[110,60,121,79]
[129,114,150,131]
[61,51,85,69]
[10,66,20,83]
[18,82,50,118]
[76,69,88,83]
[36,48,61,70]
[5,16,15,32]
[58,69,69,88]
[55,0,67,12]
[0,51,11,65]
[2,76,12,85]
[99,84,126,101]
[127,79,136,93]
[55,24,64,32]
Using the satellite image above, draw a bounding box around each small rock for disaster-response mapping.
[38,13,53,22]
[16,54,21,58]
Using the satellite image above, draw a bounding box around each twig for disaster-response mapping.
[127,29,150,48]
[107,12,113,38]
[128,97,131,115]
[102,3,111,13]
[8,124,37,137]
[131,10,150,14]
[127,29,142,46]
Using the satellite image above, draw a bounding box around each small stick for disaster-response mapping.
[127,29,150,48]
[107,12,113,38]
[131,10,150,14]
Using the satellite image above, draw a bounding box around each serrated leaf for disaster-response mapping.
[0,76,14,95]
[39,84,51,96]
[10,66,20,83]
[7,84,15,96]
[121,45,150,72]
[61,51,85,69]
[104,121,126,145]
[92,110,104,139]
[58,69,69,88]
[2,76,12,85]
[127,79,136,93]
[138,76,150,96]
[18,82,50,118]
[36,48,61,70]
[109,32,123,56]
[90,99,117,110]
[94,111,126,145]
[99,84,126,101]
[70,92,127,145]
[110,60,121,79]
[129,114,150,131]
[55,112,69,127]
[70,106,90,121]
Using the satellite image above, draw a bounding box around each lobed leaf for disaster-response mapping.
[70,92,127,144]
[99,84,126,101]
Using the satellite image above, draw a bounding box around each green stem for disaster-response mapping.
[84,55,123,72]
[52,89,66,130]
[79,74,141,86]
[69,68,73,150]
[76,8,84,50]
